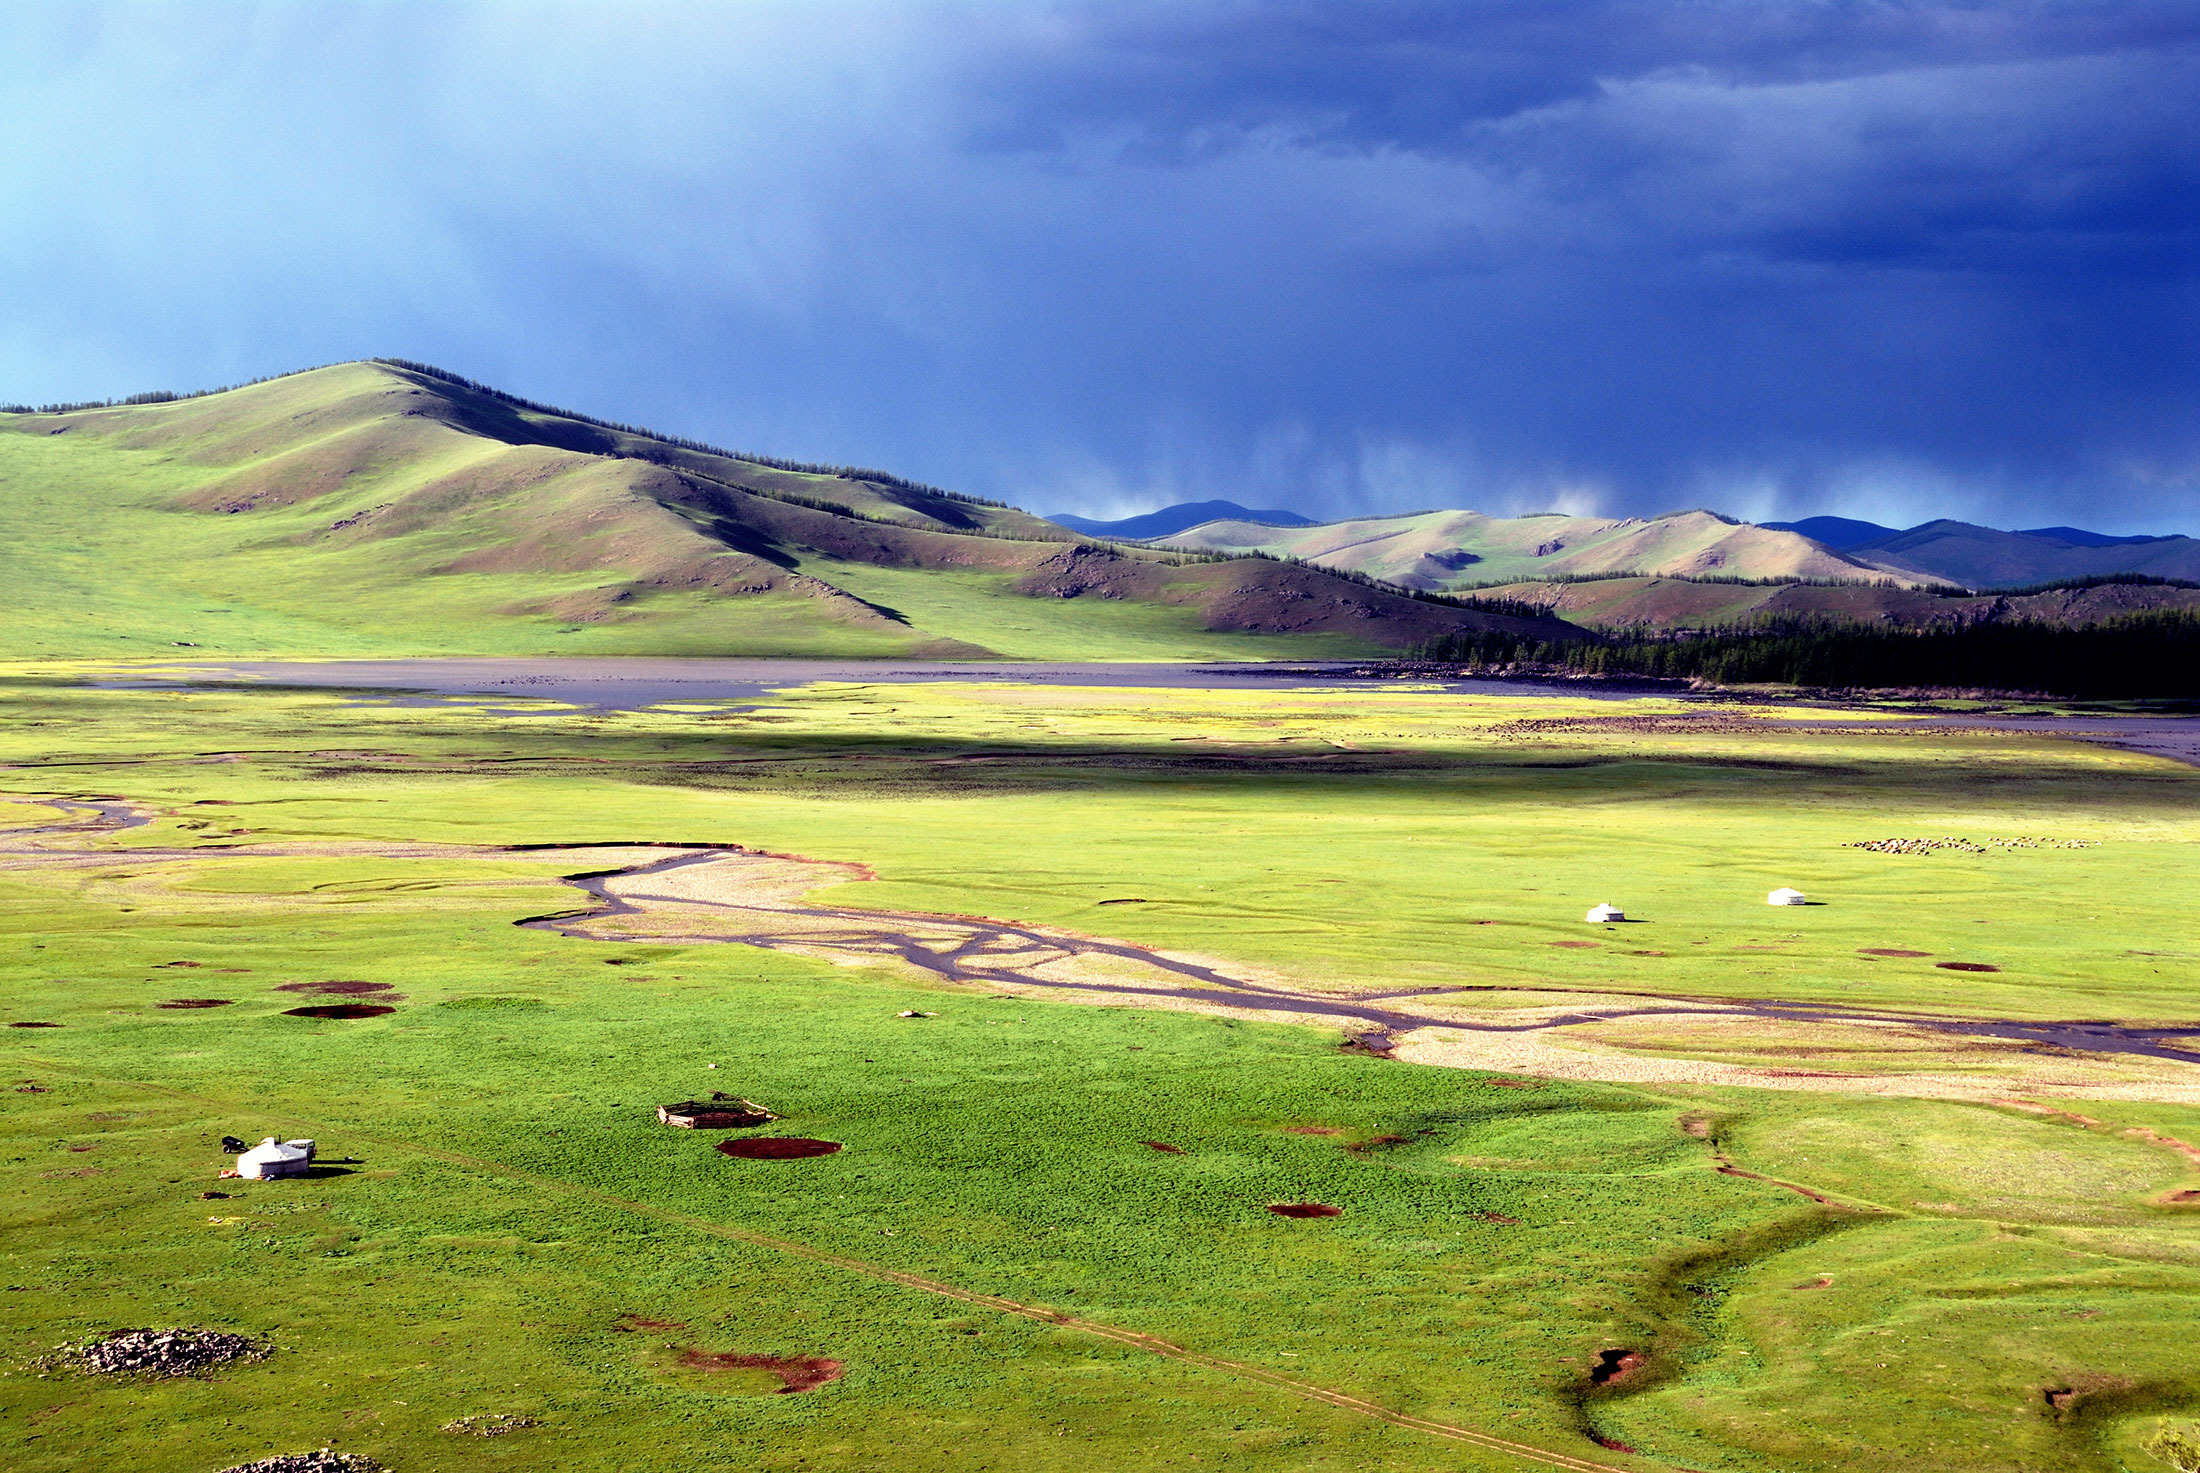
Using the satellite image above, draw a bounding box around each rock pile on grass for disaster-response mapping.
[216,1451,381,1473]
[444,1412,538,1436]
[1488,714,1771,739]
[63,1327,266,1377]
[1848,835,2098,855]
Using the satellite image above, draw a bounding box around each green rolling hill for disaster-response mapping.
[0,362,1578,660]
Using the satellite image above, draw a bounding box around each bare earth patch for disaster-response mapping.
[679,1349,843,1393]
[1393,1009,2200,1106]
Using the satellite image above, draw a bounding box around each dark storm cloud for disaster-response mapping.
[1,1,2195,529]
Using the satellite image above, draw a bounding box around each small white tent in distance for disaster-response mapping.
[1768,888,1807,906]
[1585,903,1625,923]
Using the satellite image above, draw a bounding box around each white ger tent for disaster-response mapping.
[235,1138,315,1180]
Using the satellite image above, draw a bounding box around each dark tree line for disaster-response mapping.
[1411,610,2200,697]
[3,379,294,415]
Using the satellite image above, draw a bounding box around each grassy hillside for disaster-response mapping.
[1155,509,1917,589]
[0,363,1572,660]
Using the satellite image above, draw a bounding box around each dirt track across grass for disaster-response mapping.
[9,793,2200,1104]
[519,840,2200,1104]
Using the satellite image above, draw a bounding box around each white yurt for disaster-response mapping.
[236,1138,315,1180]
[1585,903,1625,923]
[1767,887,1807,907]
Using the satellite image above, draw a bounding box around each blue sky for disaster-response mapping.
[4,2,2196,529]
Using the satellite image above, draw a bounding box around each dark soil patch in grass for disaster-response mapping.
[157,960,203,968]
[616,1314,689,1332]
[1478,1211,1521,1224]
[1550,941,1601,949]
[1284,1126,1341,1136]
[1628,949,1668,956]
[1096,898,1146,906]
[281,1004,396,1020]
[1267,1203,1342,1218]
[716,1137,841,1160]
[2163,1189,2200,1204]
[1935,961,2001,972]
[1860,948,1932,957]
[274,980,398,995]
[1589,1432,1639,1453]
[679,1349,843,1393]
[9,1021,61,1028]
[1141,1141,1184,1154]
[158,998,234,1009]
[1590,1348,1644,1386]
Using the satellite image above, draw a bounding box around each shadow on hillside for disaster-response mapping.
[404,371,622,457]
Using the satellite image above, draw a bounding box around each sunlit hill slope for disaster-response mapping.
[1160,508,1919,589]
[0,362,1578,659]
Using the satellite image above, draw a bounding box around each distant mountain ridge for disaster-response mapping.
[1048,500,1316,540]
[1158,508,1906,589]
[1758,516,1900,551]
[2014,526,2177,549]
[1827,519,2200,589]
[1097,501,2197,593]
[1764,515,2186,567]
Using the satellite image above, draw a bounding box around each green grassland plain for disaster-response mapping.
[4,669,2199,1473]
